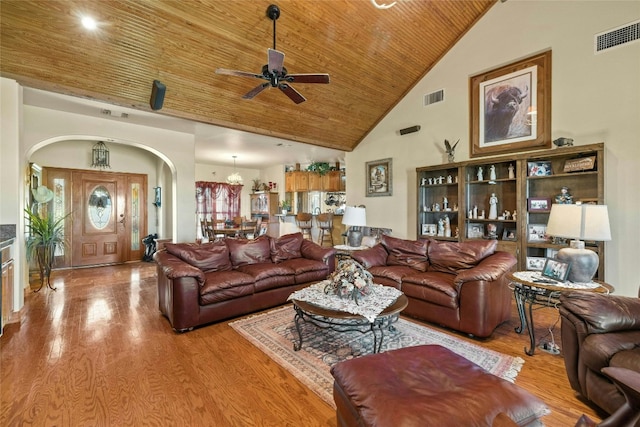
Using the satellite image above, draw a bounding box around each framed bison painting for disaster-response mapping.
[470,50,551,157]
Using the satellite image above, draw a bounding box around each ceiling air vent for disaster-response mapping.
[424,89,444,107]
[594,19,640,54]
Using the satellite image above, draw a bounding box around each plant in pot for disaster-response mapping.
[280,199,292,215]
[24,188,70,291]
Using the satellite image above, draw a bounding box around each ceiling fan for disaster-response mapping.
[215,4,330,104]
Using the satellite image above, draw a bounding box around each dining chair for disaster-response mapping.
[316,213,334,246]
[296,213,313,241]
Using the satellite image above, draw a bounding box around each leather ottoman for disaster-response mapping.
[329,345,549,427]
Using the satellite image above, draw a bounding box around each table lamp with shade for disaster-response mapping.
[342,206,367,247]
[545,203,611,283]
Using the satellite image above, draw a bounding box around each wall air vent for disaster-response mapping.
[424,89,444,107]
[594,19,640,54]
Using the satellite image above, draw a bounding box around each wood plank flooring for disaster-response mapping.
[1,263,607,426]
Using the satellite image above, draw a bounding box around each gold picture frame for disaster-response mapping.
[366,158,392,197]
[470,50,552,157]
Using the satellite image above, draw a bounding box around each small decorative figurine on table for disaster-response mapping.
[555,186,574,204]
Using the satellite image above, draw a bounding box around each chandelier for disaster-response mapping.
[91,141,111,169]
[227,156,243,185]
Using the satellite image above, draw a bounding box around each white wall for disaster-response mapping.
[347,0,640,296]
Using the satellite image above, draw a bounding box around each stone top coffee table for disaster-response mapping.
[289,292,408,354]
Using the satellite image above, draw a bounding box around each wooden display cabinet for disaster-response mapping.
[250,192,279,216]
[416,142,605,280]
[416,165,460,241]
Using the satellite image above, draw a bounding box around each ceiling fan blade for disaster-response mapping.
[279,83,306,104]
[268,48,285,74]
[216,68,264,79]
[243,82,270,100]
[286,74,330,84]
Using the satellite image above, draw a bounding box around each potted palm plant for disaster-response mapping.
[24,201,69,292]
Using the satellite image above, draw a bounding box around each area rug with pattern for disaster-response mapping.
[229,305,525,407]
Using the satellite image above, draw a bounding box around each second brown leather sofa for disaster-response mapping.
[351,235,516,338]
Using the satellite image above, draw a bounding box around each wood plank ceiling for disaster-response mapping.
[0,0,495,152]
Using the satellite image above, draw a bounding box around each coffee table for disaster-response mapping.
[290,293,408,354]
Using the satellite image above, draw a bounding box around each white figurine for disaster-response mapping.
[444,215,451,237]
[443,197,448,210]
[508,164,515,179]
[489,165,497,181]
[512,210,517,222]
[477,167,483,181]
[437,218,445,236]
[489,193,498,220]
[473,205,478,219]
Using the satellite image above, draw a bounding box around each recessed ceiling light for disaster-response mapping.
[81,16,97,30]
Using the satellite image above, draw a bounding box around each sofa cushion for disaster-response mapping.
[368,265,417,286]
[582,330,640,373]
[199,270,255,304]
[270,232,303,263]
[381,235,429,272]
[226,236,272,267]
[428,239,497,274]
[351,244,388,268]
[165,241,231,272]
[402,272,459,309]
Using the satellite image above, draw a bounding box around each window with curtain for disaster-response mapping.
[195,181,243,237]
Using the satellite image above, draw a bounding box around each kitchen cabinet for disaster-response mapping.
[322,171,345,192]
[308,172,322,191]
[285,171,309,192]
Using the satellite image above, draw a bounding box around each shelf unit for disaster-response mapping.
[416,142,605,279]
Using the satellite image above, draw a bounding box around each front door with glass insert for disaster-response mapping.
[69,170,146,267]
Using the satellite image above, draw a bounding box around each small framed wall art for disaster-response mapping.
[366,158,392,197]
[528,197,551,212]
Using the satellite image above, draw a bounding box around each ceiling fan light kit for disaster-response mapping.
[215,4,330,104]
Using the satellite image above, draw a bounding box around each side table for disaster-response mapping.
[333,244,368,261]
[507,271,614,356]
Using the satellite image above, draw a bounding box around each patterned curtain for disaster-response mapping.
[195,181,243,235]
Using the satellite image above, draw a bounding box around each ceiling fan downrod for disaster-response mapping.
[266,4,280,50]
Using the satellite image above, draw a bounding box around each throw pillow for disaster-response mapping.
[165,241,231,272]
[270,232,303,263]
[381,234,429,272]
[226,236,272,267]
[428,239,497,274]
[350,243,388,268]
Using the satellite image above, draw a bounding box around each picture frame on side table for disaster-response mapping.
[528,224,549,242]
[526,256,546,271]
[366,158,392,197]
[542,258,571,282]
[469,50,552,158]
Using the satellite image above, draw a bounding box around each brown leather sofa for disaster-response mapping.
[154,232,336,331]
[559,291,640,417]
[351,235,516,338]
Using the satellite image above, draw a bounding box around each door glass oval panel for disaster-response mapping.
[88,186,112,230]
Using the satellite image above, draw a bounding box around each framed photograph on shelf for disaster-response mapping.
[542,258,571,282]
[528,197,551,212]
[469,50,551,158]
[528,224,549,242]
[526,256,546,271]
[422,223,437,236]
[467,223,484,239]
[366,158,392,197]
[502,228,517,241]
[527,161,552,177]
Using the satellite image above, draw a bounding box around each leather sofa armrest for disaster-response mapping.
[301,240,337,271]
[454,251,517,286]
[154,250,205,286]
[559,292,640,334]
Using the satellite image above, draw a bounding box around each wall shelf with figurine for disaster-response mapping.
[416,142,605,279]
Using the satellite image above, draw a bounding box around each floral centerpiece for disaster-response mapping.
[324,259,373,304]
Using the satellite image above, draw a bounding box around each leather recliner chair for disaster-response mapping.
[559,291,640,420]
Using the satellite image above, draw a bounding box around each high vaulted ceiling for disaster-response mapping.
[1,0,495,154]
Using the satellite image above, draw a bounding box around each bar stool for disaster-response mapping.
[316,213,334,247]
[295,213,313,241]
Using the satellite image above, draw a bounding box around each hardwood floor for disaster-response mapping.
[1,263,607,426]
